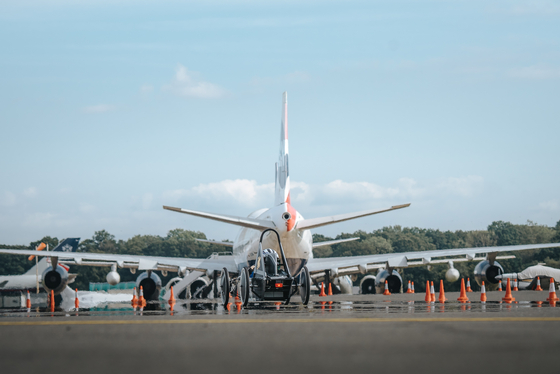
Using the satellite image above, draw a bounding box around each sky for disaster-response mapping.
[1,0,559,245]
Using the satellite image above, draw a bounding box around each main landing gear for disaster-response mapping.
[220,228,310,309]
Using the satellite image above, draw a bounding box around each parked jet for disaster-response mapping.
[0,238,80,295]
[1,93,559,303]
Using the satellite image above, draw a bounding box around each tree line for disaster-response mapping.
[1,220,559,291]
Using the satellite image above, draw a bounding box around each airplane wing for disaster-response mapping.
[312,237,360,248]
[195,239,234,247]
[0,249,238,274]
[306,242,560,277]
[297,204,411,230]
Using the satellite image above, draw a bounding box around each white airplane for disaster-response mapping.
[0,238,80,295]
[1,92,559,305]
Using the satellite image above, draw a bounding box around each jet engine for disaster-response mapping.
[165,276,211,299]
[42,265,69,295]
[359,275,377,294]
[445,261,460,282]
[136,271,162,301]
[375,269,402,294]
[473,260,504,290]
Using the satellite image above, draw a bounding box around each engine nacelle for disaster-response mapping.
[42,265,69,295]
[332,276,353,294]
[473,260,504,291]
[136,272,162,301]
[446,268,460,282]
[375,269,403,294]
[360,275,377,294]
[190,277,211,299]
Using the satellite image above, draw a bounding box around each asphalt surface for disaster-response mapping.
[1,291,559,374]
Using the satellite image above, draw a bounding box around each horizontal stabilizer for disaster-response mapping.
[312,237,360,248]
[196,238,234,247]
[297,204,411,231]
[163,206,275,231]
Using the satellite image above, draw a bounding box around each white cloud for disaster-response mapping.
[82,104,116,113]
[23,187,38,198]
[249,71,311,88]
[164,179,274,208]
[140,84,154,94]
[1,191,17,207]
[79,203,96,213]
[163,64,226,99]
[539,199,559,211]
[142,193,153,210]
[23,212,55,228]
[163,176,483,211]
[508,65,560,80]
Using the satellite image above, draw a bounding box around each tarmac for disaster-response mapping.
[1,290,559,374]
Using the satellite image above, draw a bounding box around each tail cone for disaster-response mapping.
[502,278,515,304]
[438,280,447,303]
[457,278,469,303]
[480,281,487,303]
[383,280,391,295]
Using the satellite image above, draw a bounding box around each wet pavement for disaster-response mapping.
[1,291,559,374]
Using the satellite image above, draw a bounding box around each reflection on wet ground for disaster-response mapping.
[0,298,557,318]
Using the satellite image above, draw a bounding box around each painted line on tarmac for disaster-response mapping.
[1,317,560,326]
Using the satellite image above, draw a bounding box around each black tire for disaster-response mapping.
[240,267,250,307]
[221,267,230,306]
[299,266,310,306]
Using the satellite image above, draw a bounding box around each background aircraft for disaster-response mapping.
[0,238,80,295]
[0,93,559,303]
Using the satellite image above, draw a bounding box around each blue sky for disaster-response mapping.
[1,0,559,245]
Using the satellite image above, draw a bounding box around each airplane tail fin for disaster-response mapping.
[23,238,80,275]
[275,91,290,206]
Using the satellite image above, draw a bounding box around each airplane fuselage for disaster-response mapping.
[232,203,313,276]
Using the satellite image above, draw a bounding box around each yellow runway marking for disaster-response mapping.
[1,317,560,326]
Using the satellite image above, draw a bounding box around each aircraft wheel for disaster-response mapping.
[240,267,250,307]
[299,266,310,306]
[221,267,230,306]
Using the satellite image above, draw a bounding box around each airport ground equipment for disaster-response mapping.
[221,229,310,308]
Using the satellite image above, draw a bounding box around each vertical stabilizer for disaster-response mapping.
[23,238,80,275]
[275,92,290,206]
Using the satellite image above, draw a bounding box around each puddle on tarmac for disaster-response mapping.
[0,299,557,318]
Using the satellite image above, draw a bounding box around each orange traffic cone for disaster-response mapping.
[430,281,436,302]
[139,286,146,307]
[74,288,79,310]
[480,281,487,303]
[466,278,473,292]
[50,290,55,312]
[498,280,502,291]
[535,277,543,291]
[319,282,327,297]
[546,277,559,302]
[438,280,447,303]
[26,290,31,309]
[457,278,469,303]
[383,280,391,295]
[425,280,431,303]
[502,278,515,303]
[513,278,519,292]
[328,283,333,296]
[406,280,413,294]
[131,287,138,307]
[168,286,176,307]
[411,281,415,293]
